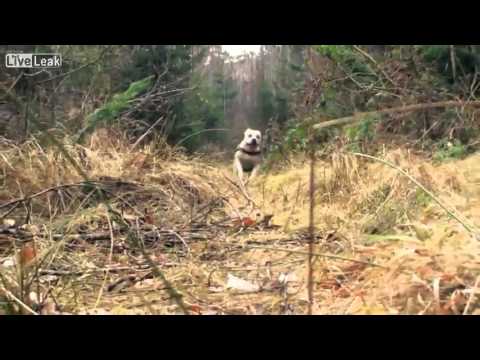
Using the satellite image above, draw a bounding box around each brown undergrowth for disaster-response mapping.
[1,131,480,315]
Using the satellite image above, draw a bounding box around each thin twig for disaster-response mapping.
[0,286,38,315]
[168,230,190,253]
[94,211,115,309]
[38,265,156,276]
[130,116,165,152]
[176,128,229,147]
[463,275,480,315]
[222,173,257,207]
[0,183,85,210]
[307,144,315,315]
[353,45,396,87]
[0,203,20,220]
[219,197,242,221]
[243,245,388,269]
[36,47,111,84]
[126,223,189,314]
[6,71,24,94]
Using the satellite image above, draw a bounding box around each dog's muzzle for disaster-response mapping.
[249,139,257,146]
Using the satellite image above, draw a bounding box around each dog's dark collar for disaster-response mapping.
[237,147,261,156]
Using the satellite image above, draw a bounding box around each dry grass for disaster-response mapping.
[247,148,480,314]
[2,131,480,315]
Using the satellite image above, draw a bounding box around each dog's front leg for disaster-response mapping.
[244,165,260,187]
[250,165,260,180]
[234,158,245,186]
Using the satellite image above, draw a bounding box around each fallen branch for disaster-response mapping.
[313,100,480,130]
[56,229,207,242]
[38,265,152,276]
[0,180,142,214]
[0,183,85,211]
[2,227,209,244]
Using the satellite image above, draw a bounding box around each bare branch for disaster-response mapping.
[313,100,480,130]
[353,45,397,87]
[36,46,111,85]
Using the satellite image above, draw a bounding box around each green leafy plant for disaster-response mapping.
[315,45,370,74]
[284,123,308,152]
[315,45,355,62]
[433,140,468,162]
[415,188,432,208]
[345,115,379,151]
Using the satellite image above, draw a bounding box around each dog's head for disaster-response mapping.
[243,128,262,147]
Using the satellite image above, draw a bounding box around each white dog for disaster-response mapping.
[233,128,263,187]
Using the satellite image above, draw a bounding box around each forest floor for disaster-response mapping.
[2,132,480,315]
